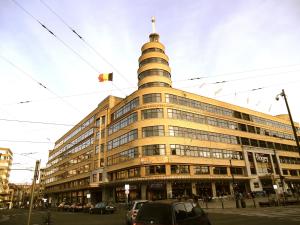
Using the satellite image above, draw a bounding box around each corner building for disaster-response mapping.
[45,28,300,205]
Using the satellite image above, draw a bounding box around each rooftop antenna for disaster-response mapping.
[151,16,156,33]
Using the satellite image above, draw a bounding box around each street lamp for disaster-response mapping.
[276,89,300,155]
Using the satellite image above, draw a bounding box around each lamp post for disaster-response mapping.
[276,89,300,155]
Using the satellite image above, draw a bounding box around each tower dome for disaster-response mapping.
[137,17,172,89]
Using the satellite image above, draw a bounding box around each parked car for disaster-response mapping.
[126,200,148,225]
[89,202,115,214]
[134,200,211,225]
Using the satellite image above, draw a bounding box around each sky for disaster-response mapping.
[1,0,300,183]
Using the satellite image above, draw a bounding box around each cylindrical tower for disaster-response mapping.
[137,17,172,89]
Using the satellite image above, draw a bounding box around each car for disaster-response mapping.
[89,202,115,214]
[134,200,211,225]
[126,200,148,225]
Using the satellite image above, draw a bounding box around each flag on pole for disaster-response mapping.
[98,73,113,82]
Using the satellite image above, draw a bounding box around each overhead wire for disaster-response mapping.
[176,63,300,82]
[0,118,74,126]
[0,51,82,115]
[11,0,127,97]
[39,0,134,87]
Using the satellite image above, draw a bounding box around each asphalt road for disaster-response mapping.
[1,206,300,225]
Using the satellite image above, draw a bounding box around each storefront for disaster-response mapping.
[147,182,166,200]
[171,181,191,199]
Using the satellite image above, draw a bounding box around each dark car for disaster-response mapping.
[134,200,211,225]
[89,202,115,214]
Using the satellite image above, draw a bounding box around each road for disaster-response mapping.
[1,206,300,225]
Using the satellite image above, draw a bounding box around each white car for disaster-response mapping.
[125,200,148,225]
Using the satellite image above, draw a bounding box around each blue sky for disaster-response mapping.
[1,0,300,183]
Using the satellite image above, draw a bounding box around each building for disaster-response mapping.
[45,19,300,205]
[0,147,13,207]
[8,183,41,208]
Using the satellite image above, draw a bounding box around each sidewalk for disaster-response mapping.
[199,196,299,209]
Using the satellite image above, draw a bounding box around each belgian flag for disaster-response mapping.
[98,73,113,82]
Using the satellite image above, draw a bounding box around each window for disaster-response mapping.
[213,167,227,175]
[146,165,166,175]
[108,112,137,135]
[174,203,187,221]
[254,182,260,188]
[142,144,165,156]
[143,93,161,103]
[211,149,223,158]
[142,125,164,137]
[194,165,209,174]
[106,147,138,166]
[171,165,190,174]
[230,167,243,175]
[142,108,163,119]
[112,97,139,120]
[139,57,169,67]
[107,129,138,150]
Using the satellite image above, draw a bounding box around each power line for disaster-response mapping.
[0,139,53,144]
[11,0,127,97]
[0,54,82,115]
[0,118,74,126]
[39,0,134,87]
[177,63,300,82]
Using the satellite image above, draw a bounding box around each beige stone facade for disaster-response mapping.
[0,147,13,207]
[45,29,300,205]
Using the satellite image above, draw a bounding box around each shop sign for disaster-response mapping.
[256,153,268,163]
[125,184,130,191]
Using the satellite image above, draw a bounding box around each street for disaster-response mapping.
[1,206,300,225]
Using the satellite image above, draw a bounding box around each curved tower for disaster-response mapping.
[137,17,172,89]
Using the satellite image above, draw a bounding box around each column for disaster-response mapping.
[102,187,108,202]
[229,182,234,195]
[191,182,197,196]
[211,182,217,198]
[141,184,147,200]
[242,150,251,176]
[166,182,172,199]
[269,154,276,174]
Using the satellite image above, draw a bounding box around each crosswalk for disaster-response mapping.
[207,206,300,222]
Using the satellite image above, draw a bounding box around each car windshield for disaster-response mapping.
[135,202,146,210]
[136,203,172,224]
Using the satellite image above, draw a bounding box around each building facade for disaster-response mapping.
[0,147,13,207]
[45,25,300,205]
